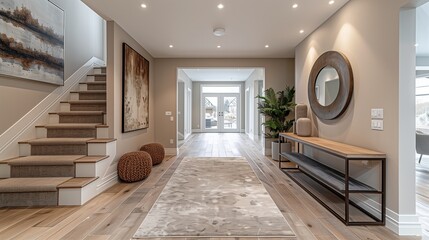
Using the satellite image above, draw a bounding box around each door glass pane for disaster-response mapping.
[223,96,237,129]
[202,86,240,93]
[417,77,429,131]
[205,97,218,129]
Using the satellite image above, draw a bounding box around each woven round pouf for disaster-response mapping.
[117,151,152,182]
[140,143,165,165]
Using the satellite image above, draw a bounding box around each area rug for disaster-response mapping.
[133,157,296,238]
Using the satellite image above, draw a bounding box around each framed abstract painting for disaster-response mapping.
[122,43,149,133]
[0,0,64,85]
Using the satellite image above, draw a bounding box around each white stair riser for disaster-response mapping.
[58,180,97,205]
[75,163,96,177]
[87,76,95,82]
[60,102,70,112]
[79,84,88,91]
[93,68,104,74]
[49,114,60,124]
[36,127,47,138]
[97,127,108,138]
[70,92,79,101]
[88,141,115,156]
[0,164,10,178]
[18,143,31,156]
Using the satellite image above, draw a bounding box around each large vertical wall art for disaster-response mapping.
[0,0,64,85]
[122,43,150,133]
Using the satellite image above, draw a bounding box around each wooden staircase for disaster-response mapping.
[0,67,117,207]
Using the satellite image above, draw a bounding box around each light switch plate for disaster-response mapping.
[371,108,384,119]
[371,119,383,131]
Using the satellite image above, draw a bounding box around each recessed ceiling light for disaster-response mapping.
[217,45,221,48]
[265,45,269,48]
[292,3,298,8]
[169,45,173,48]
[329,0,335,5]
[299,30,304,34]
[415,43,419,47]
[141,3,147,8]
[217,3,224,9]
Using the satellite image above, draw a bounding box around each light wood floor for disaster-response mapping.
[0,133,424,240]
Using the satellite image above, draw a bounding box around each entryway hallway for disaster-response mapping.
[0,133,420,239]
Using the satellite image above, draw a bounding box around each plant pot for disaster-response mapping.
[271,141,291,161]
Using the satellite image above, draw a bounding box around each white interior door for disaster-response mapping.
[202,93,240,132]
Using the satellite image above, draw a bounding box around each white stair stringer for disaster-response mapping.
[59,139,117,206]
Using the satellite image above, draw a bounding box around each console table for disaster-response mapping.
[279,132,386,226]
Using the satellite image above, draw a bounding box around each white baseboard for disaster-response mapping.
[192,129,202,133]
[386,208,421,236]
[349,193,421,236]
[0,57,105,160]
[165,148,178,156]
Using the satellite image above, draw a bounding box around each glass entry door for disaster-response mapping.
[202,93,240,132]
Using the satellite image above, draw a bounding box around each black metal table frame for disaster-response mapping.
[278,135,386,226]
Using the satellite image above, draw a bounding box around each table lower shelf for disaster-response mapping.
[283,169,384,225]
[281,152,378,193]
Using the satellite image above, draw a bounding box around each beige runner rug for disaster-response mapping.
[133,157,296,238]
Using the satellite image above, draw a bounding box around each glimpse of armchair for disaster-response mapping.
[416,131,429,163]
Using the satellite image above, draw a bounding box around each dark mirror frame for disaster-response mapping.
[308,51,354,120]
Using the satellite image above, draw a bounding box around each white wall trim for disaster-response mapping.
[353,195,421,236]
[192,129,202,133]
[386,208,421,236]
[0,57,105,159]
[165,148,178,156]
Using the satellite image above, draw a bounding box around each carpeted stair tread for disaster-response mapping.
[87,74,106,76]
[0,177,72,192]
[62,100,106,104]
[51,111,105,116]
[74,155,109,163]
[70,90,106,94]
[87,138,116,143]
[80,81,106,85]
[22,138,93,145]
[3,155,85,166]
[37,123,107,129]
[58,177,98,188]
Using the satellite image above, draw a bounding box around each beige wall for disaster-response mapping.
[0,0,105,135]
[295,0,415,223]
[154,58,294,148]
[106,21,155,164]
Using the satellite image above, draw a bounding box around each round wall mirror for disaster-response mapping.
[308,51,353,120]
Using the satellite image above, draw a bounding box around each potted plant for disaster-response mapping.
[256,86,296,160]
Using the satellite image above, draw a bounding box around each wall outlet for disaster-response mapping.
[165,111,172,116]
[170,116,174,121]
[371,119,383,131]
[170,139,174,144]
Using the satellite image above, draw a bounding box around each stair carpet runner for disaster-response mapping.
[0,67,113,207]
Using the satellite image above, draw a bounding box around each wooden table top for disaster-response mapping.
[279,132,386,159]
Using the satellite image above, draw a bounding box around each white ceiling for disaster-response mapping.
[417,2,429,57]
[182,68,256,82]
[82,0,350,58]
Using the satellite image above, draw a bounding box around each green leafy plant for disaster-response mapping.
[256,86,296,138]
